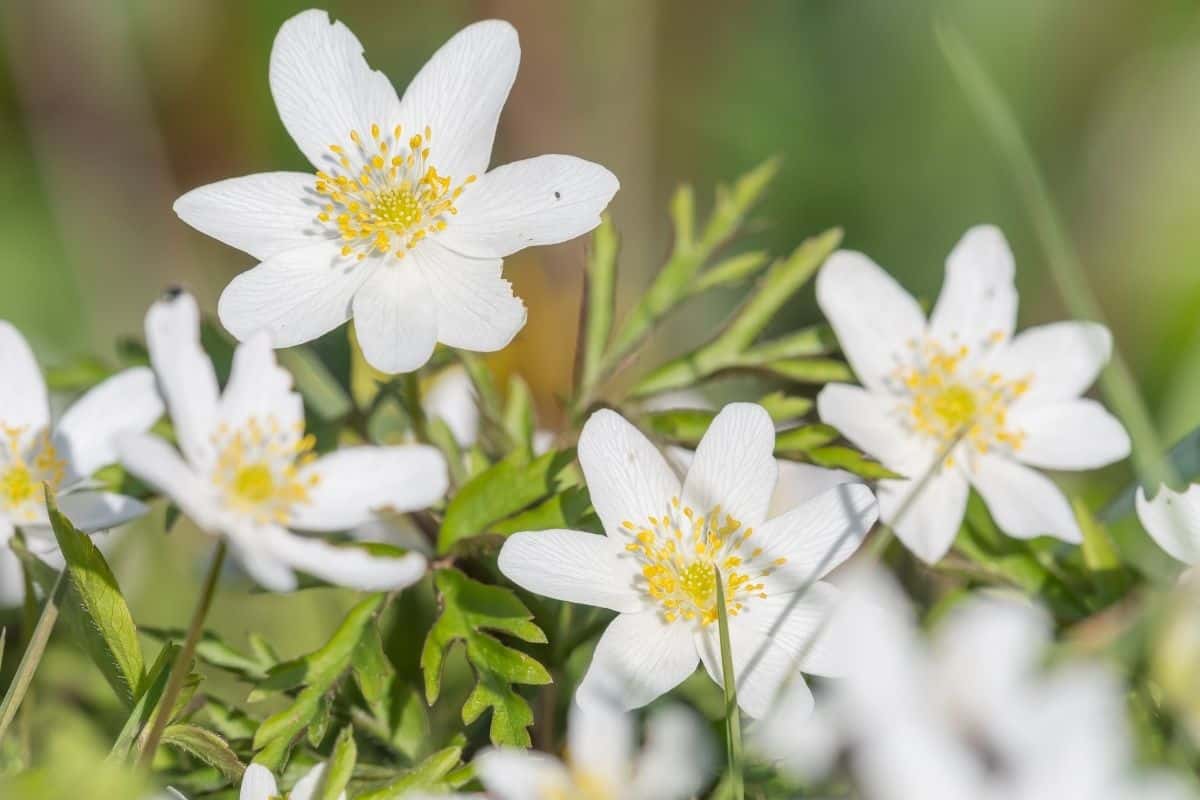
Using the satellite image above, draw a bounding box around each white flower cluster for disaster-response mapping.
[6,7,1200,800]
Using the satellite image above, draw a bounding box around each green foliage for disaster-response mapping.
[161,723,246,782]
[421,569,550,747]
[355,746,465,800]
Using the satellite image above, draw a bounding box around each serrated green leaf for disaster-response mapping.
[421,569,550,747]
[438,449,575,554]
[355,746,463,800]
[161,724,245,783]
[314,726,356,800]
[47,490,143,704]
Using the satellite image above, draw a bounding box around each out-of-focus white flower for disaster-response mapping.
[498,403,878,717]
[753,568,1197,800]
[1135,485,1200,570]
[816,226,1131,563]
[175,10,618,374]
[475,700,712,800]
[0,321,163,606]
[117,291,447,592]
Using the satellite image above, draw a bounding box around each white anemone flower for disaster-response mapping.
[116,291,448,592]
[498,403,878,717]
[174,10,619,374]
[474,700,712,800]
[754,570,1195,800]
[167,762,344,800]
[816,225,1131,563]
[0,321,163,606]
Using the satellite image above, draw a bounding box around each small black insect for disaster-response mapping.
[554,191,561,200]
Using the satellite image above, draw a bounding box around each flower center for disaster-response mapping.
[622,499,785,626]
[210,416,319,524]
[540,770,615,800]
[0,426,65,521]
[314,123,476,262]
[897,338,1030,465]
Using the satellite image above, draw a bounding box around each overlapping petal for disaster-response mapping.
[578,611,698,711]
[411,242,526,352]
[53,366,163,481]
[145,292,220,467]
[174,173,324,260]
[682,403,778,528]
[498,529,645,613]
[972,454,1081,543]
[351,264,438,374]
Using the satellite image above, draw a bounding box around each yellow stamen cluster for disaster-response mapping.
[210,416,319,524]
[622,498,785,626]
[0,425,65,521]
[897,337,1030,465]
[314,122,476,262]
[540,771,614,800]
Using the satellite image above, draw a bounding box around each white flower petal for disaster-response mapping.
[351,264,437,374]
[0,523,24,608]
[145,292,220,467]
[424,365,479,447]
[174,173,325,261]
[239,764,279,800]
[498,530,646,613]
[751,483,877,591]
[578,611,698,711]
[411,241,525,352]
[815,251,926,392]
[269,10,402,170]
[263,526,427,591]
[817,383,922,471]
[396,20,519,180]
[696,623,804,720]
[972,454,1081,543]
[990,321,1111,405]
[291,445,448,531]
[219,241,375,348]
[739,583,847,677]
[440,155,619,258]
[630,706,715,800]
[682,403,778,528]
[53,367,163,481]
[219,333,302,432]
[117,433,222,533]
[577,409,681,540]
[1136,485,1200,565]
[878,469,970,564]
[56,491,148,533]
[929,225,1017,346]
[1010,399,1130,471]
[0,320,49,433]
[566,700,634,786]
[225,524,298,592]
[474,748,571,800]
[289,762,345,800]
[770,460,860,519]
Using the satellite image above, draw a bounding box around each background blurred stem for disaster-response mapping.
[137,539,226,768]
[715,567,744,800]
[0,570,64,745]
[937,22,1175,490]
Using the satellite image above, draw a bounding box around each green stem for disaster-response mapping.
[937,22,1174,489]
[137,539,227,768]
[714,567,744,800]
[0,569,66,744]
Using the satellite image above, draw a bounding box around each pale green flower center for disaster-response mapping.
[314,123,476,262]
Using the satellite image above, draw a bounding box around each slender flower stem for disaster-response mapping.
[137,539,227,768]
[714,566,744,800]
[0,569,65,744]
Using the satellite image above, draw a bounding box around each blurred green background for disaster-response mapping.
[3,0,1200,754]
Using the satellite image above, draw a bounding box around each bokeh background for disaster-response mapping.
[3,0,1200,752]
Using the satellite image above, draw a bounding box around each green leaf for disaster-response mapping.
[774,424,839,455]
[142,627,274,682]
[759,358,853,384]
[314,726,356,800]
[756,391,813,423]
[109,642,178,760]
[44,354,113,392]
[352,622,397,722]
[161,724,245,783]
[579,214,619,393]
[691,251,770,294]
[355,746,463,800]
[489,487,600,536]
[630,229,843,398]
[252,595,384,770]
[47,489,143,704]
[421,569,550,747]
[502,374,536,455]
[806,446,902,480]
[643,408,714,446]
[438,449,575,554]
